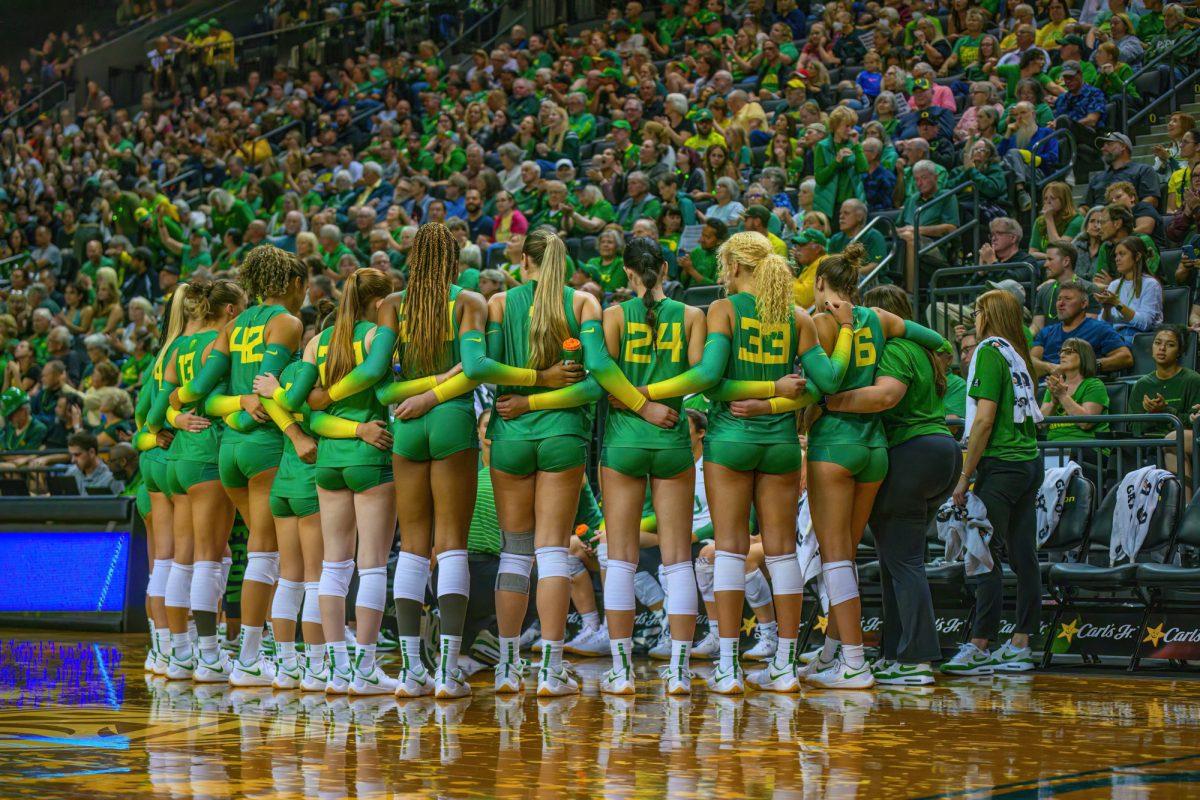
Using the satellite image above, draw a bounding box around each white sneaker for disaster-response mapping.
[940,642,994,677]
[493,659,528,694]
[806,656,876,689]
[746,662,801,693]
[230,657,277,687]
[518,620,542,652]
[800,653,837,680]
[873,661,935,686]
[351,664,398,695]
[691,629,719,660]
[458,654,487,677]
[743,623,779,661]
[395,665,435,698]
[152,650,171,676]
[300,662,330,692]
[325,666,353,695]
[564,623,609,657]
[434,667,471,699]
[143,647,157,672]
[599,667,636,695]
[647,625,672,660]
[705,663,745,695]
[537,664,580,697]
[799,645,823,665]
[193,653,234,683]
[272,659,304,690]
[658,665,693,695]
[165,653,196,681]
[990,642,1036,673]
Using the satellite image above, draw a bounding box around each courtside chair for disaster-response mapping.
[1131,491,1200,670]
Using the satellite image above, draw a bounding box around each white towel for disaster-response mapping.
[1036,461,1082,548]
[937,493,995,577]
[795,492,827,611]
[964,337,1043,448]
[1111,466,1174,565]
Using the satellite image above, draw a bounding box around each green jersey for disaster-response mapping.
[876,338,951,448]
[708,292,800,445]
[1043,377,1110,443]
[943,372,967,418]
[606,297,690,449]
[396,285,469,409]
[314,321,390,467]
[967,342,1038,461]
[169,331,223,463]
[810,306,887,448]
[1129,367,1200,438]
[273,360,317,499]
[487,282,588,441]
[227,303,293,440]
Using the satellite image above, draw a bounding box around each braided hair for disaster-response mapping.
[623,236,666,347]
[402,222,460,378]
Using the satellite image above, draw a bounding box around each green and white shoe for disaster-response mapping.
[273,659,304,689]
[230,656,277,687]
[193,653,234,683]
[806,656,875,689]
[165,653,197,681]
[705,663,745,695]
[873,661,935,686]
[989,642,1035,673]
[940,643,994,676]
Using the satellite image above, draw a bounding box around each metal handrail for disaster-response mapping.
[1118,25,1200,131]
[0,81,68,130]
[443,4,508,62]
[456,8,530,69]
[853,214,899,289]
[911,179,981,294]
[1043,413,1188,494]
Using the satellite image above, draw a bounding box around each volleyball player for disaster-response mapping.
[170,247,309,686]
[460,228,601,697]
[149,279,244,681]
[823,285,961,685]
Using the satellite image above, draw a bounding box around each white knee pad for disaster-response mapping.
[596,541,609,571]
[165,562,193,609]
[764,553,805,596]
[189,561,222,613]
[436,549,470,598]
[535,546,571,580]
[148,559,172,599]
[566,555,587,577]
[822,560,859,607]
[496,553,534,594]
[318,559,355,599]
[744,568,773,608]
[603,559,637,612]
[663,561,699,617]
[392,552,431,604]
[271,578,305,621]
[244,551,281,587]
[357,566,388,612]
[713,550,747,593]
[634,570,666,608]
[302,581,322,625]
[220,556,232,588]
[694,556,716,603]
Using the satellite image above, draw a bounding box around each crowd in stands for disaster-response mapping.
[1,0,1200,480]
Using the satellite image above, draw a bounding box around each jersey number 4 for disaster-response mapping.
[230,325,265,364]
[624,321,683,364]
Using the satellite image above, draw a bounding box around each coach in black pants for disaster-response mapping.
[827,286,960,684]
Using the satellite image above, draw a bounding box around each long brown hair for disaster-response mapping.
[975,289,1032,376]
[403,223,459,378]
[523,228,571,370]
[816,242,867,303]
[864,284,946,397]
[324,268,391,387]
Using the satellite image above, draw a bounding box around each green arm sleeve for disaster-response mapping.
[643,333,731,399]
[273,361,319,411]
[525,376,603,410]
[224,410,258,433]
[799,324,854,395]
[432,372,479,403]
[376,375,438,405]
[134,383,153,429]
[309,411,362,439]
[327,326,397,401]
[901,319,951,353]
[260,342,294,377]
[580,320,646,412]
[147,380,178,431]
[460,325,539,386]
[177,350,230,403]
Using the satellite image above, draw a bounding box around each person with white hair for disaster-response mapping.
[700,177,746,226]
[897,160,961,281]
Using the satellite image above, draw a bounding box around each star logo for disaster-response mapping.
[815,615,828,634]
[1057,618,1081,644]
[1143,622,1167,648]
[741,616,757,636]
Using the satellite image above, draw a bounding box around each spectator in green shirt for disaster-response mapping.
[1039,338,1110,443]
[897,160,960,280]
[1093,42,1140,105]
[1130,324,1200,443]
[828,199,888,267]
[678,219,727,287]
[208,188,254,239]
[566,92,596,144]
[566,184,615,237]
[578,228,626,292]
[989,49,1058,107]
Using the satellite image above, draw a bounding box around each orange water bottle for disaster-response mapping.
[562,337,582,364]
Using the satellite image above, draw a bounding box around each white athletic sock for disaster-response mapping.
[239,626,263,665]
[278,641,297,669]
[171,632,191,660]
[581,610,601,632]
[439,634,462,673]
[356,643,377,673]
[307,643,327,671]
[329,641,350,671]
[542,640,564,671]
[719,637,739,672]
[155,629,170,657]
[773,637,797,669]
[671,639,691,671]
[843,643,866,669]
[821,636,841,662]
[758,620,778,636]
[198,635,219,662]
[498,636,520,664]
[400,636,422,672]
[187,620,197,643]
[610,637,634,673]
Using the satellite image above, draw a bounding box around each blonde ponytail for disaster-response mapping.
[718,231,793,328]
[524,228,572,370]
[325,268,391,387]
[154,281,188,374]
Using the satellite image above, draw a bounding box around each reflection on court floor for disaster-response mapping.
[1,633,1199,799]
